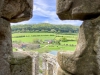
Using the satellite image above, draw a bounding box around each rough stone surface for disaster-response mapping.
[32,52,39,75]
[56,1,100,74]
[1,0,33,22]
[48,63,53,75]
[56,0,100,20]
[10,51,33,75]
[0,18,12,75]
[57,67,72,75]
[57,51,76,74]
[42,53,59,75]
[0,18,12,59]
[57,16,100,75]
[0,0,4,17]
[0,0,33,75]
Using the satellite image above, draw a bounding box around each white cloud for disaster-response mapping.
[33,0,83,25]
[43,19,83,25]
[33,1,56,18]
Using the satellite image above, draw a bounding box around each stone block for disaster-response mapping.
[56,0,100,20]
[0,0,4,17]
[57,16,100,75]
[10,52,33,75]
[57,67,72,75]
[1,0,33,22]
[0,18,12,75]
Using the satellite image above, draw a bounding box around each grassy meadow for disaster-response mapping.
[12,33,78,53]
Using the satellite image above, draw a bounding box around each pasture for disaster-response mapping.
[12,33,78,53]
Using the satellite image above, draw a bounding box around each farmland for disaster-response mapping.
[12,32,78,53]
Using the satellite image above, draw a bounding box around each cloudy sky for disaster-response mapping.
[12,0,83,25]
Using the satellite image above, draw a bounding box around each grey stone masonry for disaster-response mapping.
[0,18,12,75]
[10,51,39,75]
[0,0,33,75]
[42,53,59,75]
[56,0,100,75]
[56,0,100,20]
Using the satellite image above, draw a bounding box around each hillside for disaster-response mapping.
[11,23,79,33]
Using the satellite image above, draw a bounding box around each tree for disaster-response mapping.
[54,40,61,45]
[11,23,79,33]
[61,37,67,42]
[51,29,56,33]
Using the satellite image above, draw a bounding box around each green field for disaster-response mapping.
[12,33,78,53]
[12,33,55,42]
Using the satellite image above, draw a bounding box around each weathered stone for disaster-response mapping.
[0,0,33,75]
[10,51,33,75]
[42,53,59,75]
[0,0,4,17]
[0,18,12,75]
[9,51,39,75]
[56,0,100,20]
[0,58,11,75]
[48,63,53,75]
[57,51,76,74]
[32,52,39,75]
[57,67,72,75]
[1,0,33,22]
[57,16,100,75]
[0,18,12,59]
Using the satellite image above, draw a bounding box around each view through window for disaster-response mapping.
[11,0,83,55]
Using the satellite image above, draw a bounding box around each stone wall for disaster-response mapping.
[10,51,39,75]
[1,0,100,75]
[42,53,59,75]
[56,0,100,20]
[56,0,100,75]
[0,0,33,75]
[0,18,12,75]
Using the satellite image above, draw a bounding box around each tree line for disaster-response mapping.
[11,23,79,33]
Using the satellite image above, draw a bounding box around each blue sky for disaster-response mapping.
[11,0,83,25]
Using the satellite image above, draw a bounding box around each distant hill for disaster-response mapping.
[11,23,79,33]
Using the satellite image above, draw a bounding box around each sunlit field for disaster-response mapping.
[12,33,78,53]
